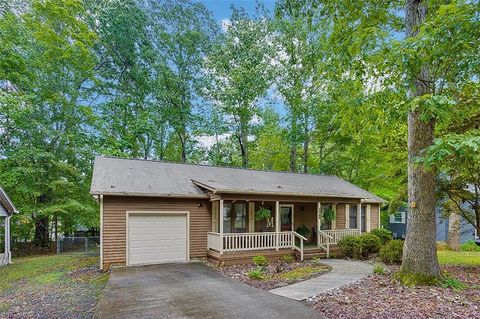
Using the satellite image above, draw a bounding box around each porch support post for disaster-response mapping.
[219,199,224,254]
[331,203,337,230]
[346,204,350,229]
[248,202,255,233]
[366,204,371,232]
[317,202,321,248]
[6,216,11,263]
[275,201,280,250]
[357,203,362,233]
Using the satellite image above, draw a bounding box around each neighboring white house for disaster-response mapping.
[0,187,18,266]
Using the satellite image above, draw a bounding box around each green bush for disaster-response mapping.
[441,277,465,291]
[338,235,363,259]
[461,240,480,251]
[247,267,265,280]
[360,233,382,257]
[373,263,386,275]
[296,224,311,238]
[379,240,404,264]
[371,228,393,245]
[252,255,268,267]
[280,254,295,263]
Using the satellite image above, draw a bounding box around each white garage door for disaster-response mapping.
[128,213,187,266]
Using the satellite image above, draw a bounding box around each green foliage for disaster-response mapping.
[379,240,404,264]
[440,277,465,291]
[323,208,336,222]
[252,255,268,267]
[255,207,272,222]
[247,267,265,280]
[296,225,310,238]
[371,228,393,245]
[373,264,386,275]
[280,255,295,263]
[338,236,363,259]
[277,265,329,281]
[461,240,480,252]
[360,233,382,257]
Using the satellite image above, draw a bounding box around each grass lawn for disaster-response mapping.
[437,250,480,266]
[0,254,109,319]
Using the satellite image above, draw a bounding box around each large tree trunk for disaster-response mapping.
[401,0,441,279]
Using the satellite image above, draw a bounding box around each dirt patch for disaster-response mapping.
[207,259,331,291]
[306,265,480,319]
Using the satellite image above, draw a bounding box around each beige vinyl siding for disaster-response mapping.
[335,204,346,229]
[370,203,380,230]
[102,196,211,268]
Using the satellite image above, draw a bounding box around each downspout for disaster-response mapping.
[99,195,104,270]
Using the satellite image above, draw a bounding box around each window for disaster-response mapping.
[223,202,247,233]
[390,211,405,224]
[361,205,366,232]
[349,205,357,229]
[321,203,332,230]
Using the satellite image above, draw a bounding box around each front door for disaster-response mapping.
[280,205,294,231]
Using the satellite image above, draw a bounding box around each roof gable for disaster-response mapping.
[0,187,18,215]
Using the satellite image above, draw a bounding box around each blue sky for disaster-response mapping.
[203,0,276,21]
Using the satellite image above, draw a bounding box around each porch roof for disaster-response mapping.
[0,187,18,216]
[91,156,385,203]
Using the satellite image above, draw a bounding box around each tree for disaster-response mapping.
[401,0,441,280]
[203,7,273,168]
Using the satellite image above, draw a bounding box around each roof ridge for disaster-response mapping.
[96,155,340,178]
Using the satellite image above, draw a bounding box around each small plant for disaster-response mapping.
[441,277,466,291]
[371,228,393,245]
[296,224,311,238]
[280,254,295,263]
[461,240,480,251]
[255,207,272,221]
[311,256,322,264]
[328,252,337,259]
[373,263,386,275]
[323,208,336,222]
[252,255,268,267]
[247,267,265,280]
[338,235,363,259]
[379,240,404,264]
[436,241,450,251]
[360,233,382,257]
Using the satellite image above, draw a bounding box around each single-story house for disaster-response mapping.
[0,187,18,266]
[91,156,385,269]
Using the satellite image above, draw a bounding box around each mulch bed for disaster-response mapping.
[306,265,480,319]
[208,259,332,291]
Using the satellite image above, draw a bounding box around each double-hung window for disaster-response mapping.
[223,202,247,233]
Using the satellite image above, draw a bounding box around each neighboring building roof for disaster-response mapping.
[0,187,18,216]
[90,156,385,203]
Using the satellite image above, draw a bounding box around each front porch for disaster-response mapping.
[206,197,374,263]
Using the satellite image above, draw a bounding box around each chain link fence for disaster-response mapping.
[56,237,100,255]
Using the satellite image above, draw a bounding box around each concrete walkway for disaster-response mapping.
[270,259,373,301]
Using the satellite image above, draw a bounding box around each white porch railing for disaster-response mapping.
[207,231,305,256]
[318,229,361,245]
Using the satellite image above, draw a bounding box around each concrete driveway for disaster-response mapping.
[94,262,323,319]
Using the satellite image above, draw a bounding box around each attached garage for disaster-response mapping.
[127,212,189,266]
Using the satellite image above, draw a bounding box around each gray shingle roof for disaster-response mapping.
[0,187,18,215]
[90,156,385,203]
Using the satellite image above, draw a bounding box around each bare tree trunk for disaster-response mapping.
[303,123,309,173]
[290,115,297,172]
[447,213,461,251]
[401,0,441,279]
[239,115,249,168]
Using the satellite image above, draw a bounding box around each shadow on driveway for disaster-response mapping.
[94,262,323,319]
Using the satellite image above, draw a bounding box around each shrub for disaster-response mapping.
[247,267,265,280]
[371,228,393,245]
[280,254,295,263]
[338,235,363,259]
[252,255,268,267]
[461,240,480,251]
[373,263,386,275]
[296,224,311,238]
[379,240,404,264]
[360,233,382,257]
